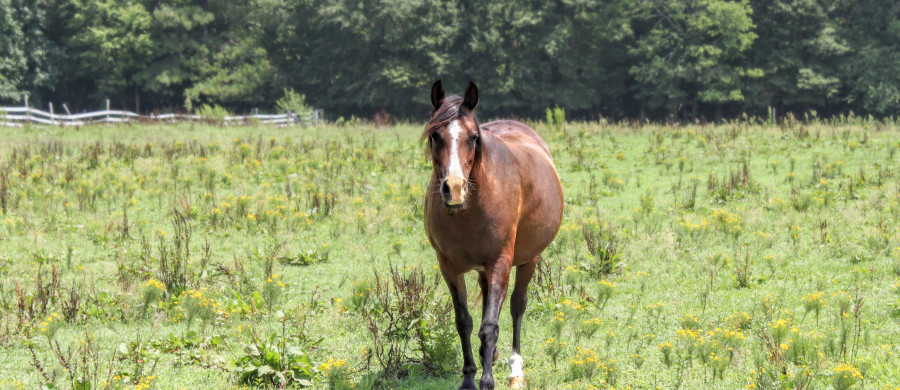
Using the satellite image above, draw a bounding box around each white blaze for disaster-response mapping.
[447,119,464,179]
[508,352,524,378]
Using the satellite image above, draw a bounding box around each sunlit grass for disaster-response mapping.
[0,119,898,389]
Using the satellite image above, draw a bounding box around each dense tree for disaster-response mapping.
[270,0,462,117]
[628,0,758,120]
[174,0,277,110]
[0,0,898,119]
[457,0,636,119]
[745,0,848,116]
[135,0,217,109]
[0,0,28,102]
[839,0,900,116]
[65,0,153,109]
[0,0,58,105]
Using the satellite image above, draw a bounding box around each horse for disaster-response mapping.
[423,80,564,390]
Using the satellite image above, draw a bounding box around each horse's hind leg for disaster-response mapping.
[443,271,477,390]
[508,257,537,389]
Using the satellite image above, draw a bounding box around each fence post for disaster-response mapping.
[49,103,54,125]
[24,94,29,124]
[106,99,110,123]
[63,104,71,126]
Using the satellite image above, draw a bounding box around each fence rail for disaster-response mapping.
[0,105,322,128]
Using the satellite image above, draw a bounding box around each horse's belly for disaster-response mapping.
[513,148,563,265]
[493,127,564,266]
[512,182,563,265]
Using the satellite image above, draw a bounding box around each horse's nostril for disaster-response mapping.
[441,181,450,197]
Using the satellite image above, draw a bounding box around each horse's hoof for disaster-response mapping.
[508,376,526,389]
[480,376,495,390]
[459,377,477,390]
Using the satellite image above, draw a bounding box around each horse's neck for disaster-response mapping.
[471,132,515,197]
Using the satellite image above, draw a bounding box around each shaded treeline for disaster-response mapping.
[1,0,898,120]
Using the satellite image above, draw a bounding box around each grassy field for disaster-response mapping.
[0,119,899,389]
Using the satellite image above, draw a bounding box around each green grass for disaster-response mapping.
[0,120,899,389]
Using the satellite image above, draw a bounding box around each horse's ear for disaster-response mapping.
[431,80,445,110]
[463,81,478,111]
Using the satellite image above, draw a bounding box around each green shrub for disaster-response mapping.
[196,104,232,121]
[545,105,565,133]
[361,266,458,380]
[276,88,313,121]
[236,333,321,388]
[579,219,622,278]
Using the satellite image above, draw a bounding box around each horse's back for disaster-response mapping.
[482,120,557,181]
[482,120,552,158]
[482,120,563,265]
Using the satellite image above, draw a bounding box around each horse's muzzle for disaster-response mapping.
[441,177,467,208]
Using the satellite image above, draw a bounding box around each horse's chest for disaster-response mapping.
[426,213,511,262]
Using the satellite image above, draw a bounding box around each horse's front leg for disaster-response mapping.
[442,271,477,390]
[478,257,512,390]
[477,271,500,363]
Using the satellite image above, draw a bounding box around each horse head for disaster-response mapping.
[425,80,481,209]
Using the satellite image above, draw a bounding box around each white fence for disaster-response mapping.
[1,100,322,128]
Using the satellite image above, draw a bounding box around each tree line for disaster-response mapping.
[1,0,898,121]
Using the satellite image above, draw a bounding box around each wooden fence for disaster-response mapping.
[1,98,321,128]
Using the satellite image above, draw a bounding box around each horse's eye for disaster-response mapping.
[430,133,442,147]
[468,134,479,143]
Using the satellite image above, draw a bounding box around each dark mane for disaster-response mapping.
[423,95,464,140]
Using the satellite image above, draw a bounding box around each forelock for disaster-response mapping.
[423,96,464,139]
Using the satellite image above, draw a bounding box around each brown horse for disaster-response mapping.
[424,80,564,390]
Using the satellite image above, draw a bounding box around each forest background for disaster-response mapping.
[1,0,899,121]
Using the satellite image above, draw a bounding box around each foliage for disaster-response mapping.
[65,0,153,104]
[235,332,320,388]
[195,103,231,121]
[629,0,760,118]
[0,0,58,105]
[278,249,328,267]
[546,105,565,133]
[358,265,458,381]
[579,219,622,278]
[1,0,899,119]
[275,88,311,115]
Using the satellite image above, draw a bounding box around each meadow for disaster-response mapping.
[0,117,899,389]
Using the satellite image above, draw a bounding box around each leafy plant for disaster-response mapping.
[276,88,312,115]
[279,249,329,267]
[361,265,457,380]
[151,330,225,368]
[276,88,314,125]
[156,210,193,296]
[733,251,753,288]
[262,274,285,313]
[236,332,320,388]
[580,219,622,277]
[546,105,565,133]
[196,104,232,122]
